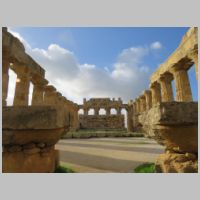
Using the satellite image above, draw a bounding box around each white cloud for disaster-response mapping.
[150,41,162,50]
[7,29,158,105]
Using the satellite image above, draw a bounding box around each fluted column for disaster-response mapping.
[159,73,174,102]
[172,68,192,102]
[150,82,161,106]
[13,71,30,106]
[2,60,9,106]
[143,90,152,110]
[43,85,57,105]
[32,79,48,105]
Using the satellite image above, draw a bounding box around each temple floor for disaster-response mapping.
[55,137,165,172]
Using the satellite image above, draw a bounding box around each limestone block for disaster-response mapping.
[3,106,67,130]
[138,102,198,153]
[2,106,69,146]
[155,152,198,173]
[2,147,57,173]
[79,115,125,130]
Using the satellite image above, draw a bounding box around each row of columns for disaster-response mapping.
[2,60,79,130]
[82,107,123,116]
[133,55,198,115]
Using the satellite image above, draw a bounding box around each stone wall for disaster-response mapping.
[79,115,125,129]
[78,98,133,131]
[2,27,79,172]
[130,27,198,173]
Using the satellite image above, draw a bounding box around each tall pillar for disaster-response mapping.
[94,108,99,115]
[32,79,48,105]
[127,105,134,132]
[143,90,152,110]
[13,71,30,106]
[159,73,174,102]
[190,50,198,80]
[117,107,121,115]
[172,68,192,102]
[135,98,140,114]
[150,82,161,106]
[139,95,146,112]
[84,108,88,115]
[43,85,57,105]
[106,107,111,115]
[2,60,9,106]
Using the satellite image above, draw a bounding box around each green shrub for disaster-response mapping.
[134,163,155,173]
[54,165,75,173]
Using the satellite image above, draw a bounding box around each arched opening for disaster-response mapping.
[88,108,95,115]
[28,82,33,106]
[121,108,127,128]
[99,108,106,115]
[110,108,117,115]
[78,108,84,115]
[7,68,17,106]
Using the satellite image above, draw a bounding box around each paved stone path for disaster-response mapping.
[55,137,165,173]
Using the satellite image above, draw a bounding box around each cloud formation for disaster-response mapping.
[8,29,162,105]
[150,41,162,50]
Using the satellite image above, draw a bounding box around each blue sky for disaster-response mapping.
[8,27,197,104]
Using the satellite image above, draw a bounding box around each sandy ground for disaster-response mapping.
[55,137,165,173]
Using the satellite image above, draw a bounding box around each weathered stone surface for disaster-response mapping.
[7,145,22,152]
[3,106,68,129]
[23,143,36,149]
[155,153,198,173]
[2,148,57,173]
[37,143,46,148]
[23,147,41,154]
[79,115,125,129]
[3,129,65,146]
[78,98,129,130]
[137,102,198,153]
[150,27,198,83]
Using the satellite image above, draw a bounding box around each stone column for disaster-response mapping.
[2,60,10,106]
[127,106,134,132]
[94,108,99,115]
[43,85,57,105]
[139,95,146,112]
[135,98,140,114]
[143,90,152,110]
[32,79,48,105]
[150,82,161,106]
[13,69,30,106]
[106,107,111,115]
[190,50,198,80]
[84,108,88,115]
[55,92,62,105]
[159,73,174,102]
[117,107,121,115]
[132,102,137,113]
[172,68,192,102]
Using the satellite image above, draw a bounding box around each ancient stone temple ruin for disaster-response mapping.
[78,98,128,130]
[2,27,79,172]
[131,27,198,172]
[1,27,198,173]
